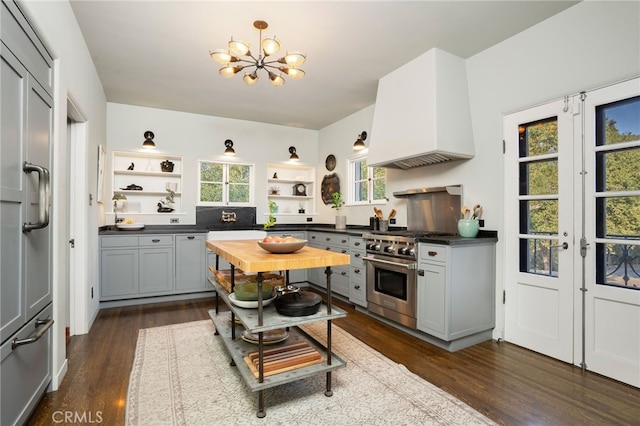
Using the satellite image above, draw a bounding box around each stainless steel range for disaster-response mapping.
[363,185,462,329]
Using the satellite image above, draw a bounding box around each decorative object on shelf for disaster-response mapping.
[298,202,305,214]
[224,139,236,156]
[321,173,340,204]
[272,172,278,179]
[157,187,176,213]
[142,130,155,149]
[209,20,306,87]
[293,183,307,196]
[112,192,127,223]
[325,154,336,171]
[353,131,367,151]
[288,146,299,161]
[121,184,143,191]
[160,160,174,172]
[269,186,280,195]
[127,162,135,170]
[331,191,346,230]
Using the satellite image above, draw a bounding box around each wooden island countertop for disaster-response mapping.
[206,239,350,273]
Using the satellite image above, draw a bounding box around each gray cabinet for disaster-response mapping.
[100,233,210,301]
[176,234,207,291]
[417,243,495,341]
[1,2,54,425]
[349,236,367,307]
[307,232,350,297]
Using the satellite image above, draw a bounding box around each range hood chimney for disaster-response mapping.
[368,48,474,169]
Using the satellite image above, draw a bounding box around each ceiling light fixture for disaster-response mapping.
[288,146,299,161]
[142,131,156,149]
[353,131,367,151]
[210,20,306,87]
[224,139,236,156]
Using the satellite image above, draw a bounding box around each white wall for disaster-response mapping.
[18,0,107,389]
[106,103,318,225]
[319,1,640,339]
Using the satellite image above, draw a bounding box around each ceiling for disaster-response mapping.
[70,1,579,130]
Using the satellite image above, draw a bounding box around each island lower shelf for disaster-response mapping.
[209,310,346,392]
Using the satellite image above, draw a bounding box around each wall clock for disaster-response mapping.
[325,154,336,171]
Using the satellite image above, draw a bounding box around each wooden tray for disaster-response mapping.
[243,341,323,378]
[209,267,284,294]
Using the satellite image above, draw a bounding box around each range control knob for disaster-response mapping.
[406,248,416,256]
[383,245,395,254]
[367,242,381,251]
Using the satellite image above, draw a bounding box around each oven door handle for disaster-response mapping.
[363,256,417,270]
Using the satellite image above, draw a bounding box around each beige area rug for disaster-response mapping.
[126,318,496,425]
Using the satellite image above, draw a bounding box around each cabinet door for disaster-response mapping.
[417,262,446,338]
[349,265,367,307]
[139,248,174,294]
[175,235,207,291]
[101,249,139,298]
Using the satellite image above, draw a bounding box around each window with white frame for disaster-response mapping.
[198,160,254,205]
[348,156,387,204]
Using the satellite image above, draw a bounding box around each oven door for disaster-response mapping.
[363,255,417,328]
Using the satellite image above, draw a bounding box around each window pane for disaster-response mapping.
[596,196,640,238]
[200,182,222,202]
[229,184,249,203]
[519,238,559,277]
[229,164,250,184]
[200,162,222,182]
[596,96,640,146]
[596,242,640,289]
[520,160,558,195]
[373,177,386,200]
[596,147,640,192]
[519,118,558,157]
[520,200,558,234]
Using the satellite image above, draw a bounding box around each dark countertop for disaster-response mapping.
[99,224,497,245]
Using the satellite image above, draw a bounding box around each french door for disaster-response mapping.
[504,78,640,387]
[504,99,575,363]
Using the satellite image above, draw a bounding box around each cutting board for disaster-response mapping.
[244,341,323,378]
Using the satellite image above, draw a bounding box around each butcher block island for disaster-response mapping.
[206,239,350,418]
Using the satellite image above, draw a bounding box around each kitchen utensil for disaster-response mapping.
[472,205,483,220]
[388,209,396,220]
[461,205,471,219]
[274,291,322,316]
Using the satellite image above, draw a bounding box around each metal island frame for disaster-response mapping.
[205,239,350,418]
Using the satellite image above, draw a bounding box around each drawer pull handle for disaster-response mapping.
[152,239,160,243]
[12,318,54,349]
[428,251,437,256]
[341,239,347,243]
[325,247,331,251]
[311,236,316,239]
[341,249,347,253]
[417,269,425,276]
[326,237,331,241]
[354,269,360,273]
[187,236,195,240]
[355,253,361,258]
[341,271,347,276]
[354,285,360,290]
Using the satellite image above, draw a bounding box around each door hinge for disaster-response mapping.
[503,290,506,304]
[503,139,506,154]
[69,238,75,248]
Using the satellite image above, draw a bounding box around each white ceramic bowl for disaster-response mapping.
[116,223,145,230]
[228,292,277,308]
[257,239,307,254]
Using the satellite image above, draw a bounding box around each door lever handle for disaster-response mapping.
[550,242,569,250]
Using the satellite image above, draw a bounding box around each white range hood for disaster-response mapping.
[367,48,475,169]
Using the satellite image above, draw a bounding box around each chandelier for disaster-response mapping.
[209,20,306,87]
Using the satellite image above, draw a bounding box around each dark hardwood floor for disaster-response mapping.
[28,296,639,425]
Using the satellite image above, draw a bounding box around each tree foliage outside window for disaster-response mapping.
[348,157,386,204]
[199,160,253,205]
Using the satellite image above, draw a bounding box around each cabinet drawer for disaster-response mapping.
[349,237,365,251]
[308,232,349,248]
[139,235,174,246]
[350,250,365,268]
[420,244,447,262]
[101,236,138,248]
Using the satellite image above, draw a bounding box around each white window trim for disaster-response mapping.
[347,154,387,206]
[197,159,255,206]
